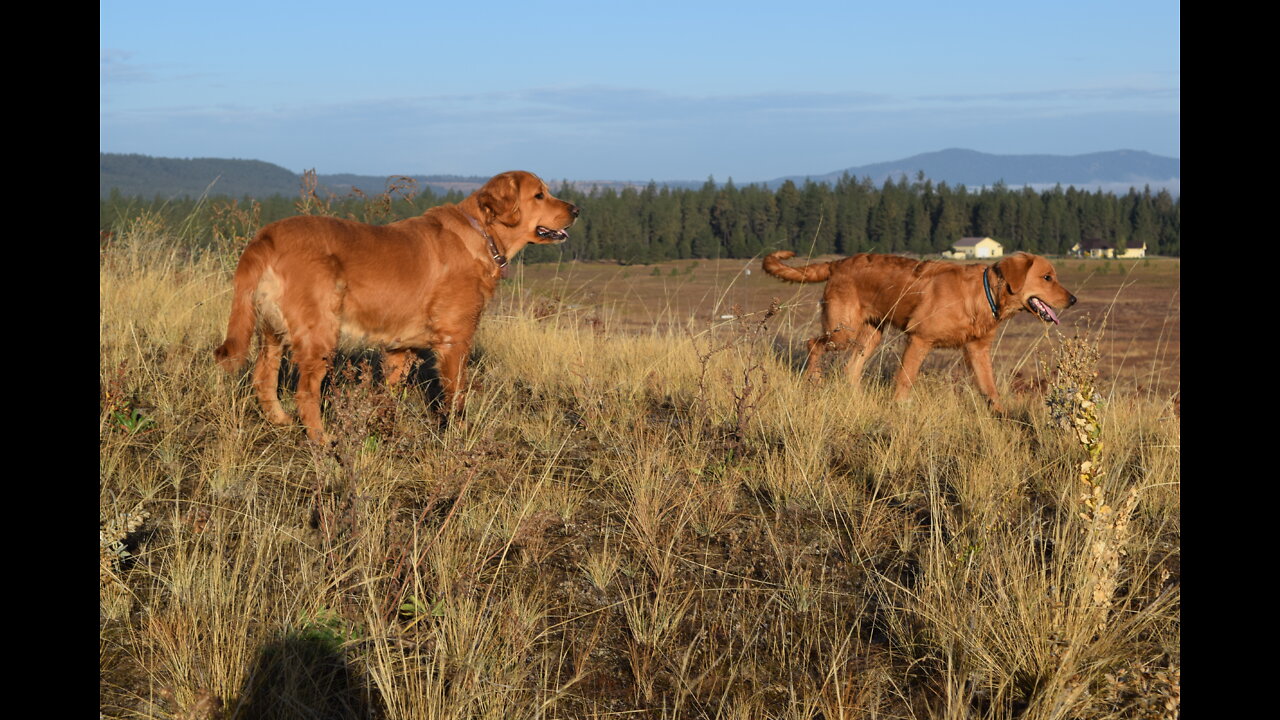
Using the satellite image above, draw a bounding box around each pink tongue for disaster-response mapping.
[1035,298,1060,324]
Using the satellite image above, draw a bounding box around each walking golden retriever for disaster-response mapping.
[762,250,1075,412]
[214,170,579,442]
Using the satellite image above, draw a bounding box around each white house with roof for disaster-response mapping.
[944,237,1004,259]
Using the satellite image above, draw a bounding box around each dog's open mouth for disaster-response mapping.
[536,226,570,242]
[1028,296,1060,324]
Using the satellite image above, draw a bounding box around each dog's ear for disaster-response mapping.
[997,252,1034,294]
[477,172,522,227]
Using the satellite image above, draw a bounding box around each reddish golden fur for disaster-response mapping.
[214,171,579,442]
[762,250,1076,412]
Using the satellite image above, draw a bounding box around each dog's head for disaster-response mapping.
[995,252,1076,324]
[476,171,579,244]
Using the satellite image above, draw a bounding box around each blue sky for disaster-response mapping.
[100,0,1179,183]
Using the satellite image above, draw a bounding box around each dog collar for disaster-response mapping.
[464,214,509,277]
[982,265,1000,320]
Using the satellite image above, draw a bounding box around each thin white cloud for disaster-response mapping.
[922,86,1178,105]
[101,84,1179,179]
[100,49,155,84]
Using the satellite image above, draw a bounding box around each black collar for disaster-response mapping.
[982,264,1000,320]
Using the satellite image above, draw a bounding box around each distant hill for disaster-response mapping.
[99,153,490,199]
[101,148,1181,200]
[767,149,1179,195]
[100,154,302,199]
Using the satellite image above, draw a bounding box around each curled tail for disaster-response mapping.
[762,250,833,284]
[214,235,272,371]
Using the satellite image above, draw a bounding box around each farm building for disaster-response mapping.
[944,237,1004,259]
[1072,238,1147,258]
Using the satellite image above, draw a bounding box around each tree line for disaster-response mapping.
[100,172,1180,261]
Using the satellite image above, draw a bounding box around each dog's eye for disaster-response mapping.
[535,192,545,200]
[1043,274,1052,281]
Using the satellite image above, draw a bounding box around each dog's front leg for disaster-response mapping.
[963,340,1006,414]
[433,339,472,418]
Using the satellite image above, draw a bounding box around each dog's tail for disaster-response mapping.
[213,235,272,372]
[762,250,833,284]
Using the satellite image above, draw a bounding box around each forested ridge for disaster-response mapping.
[100,172,1180,261]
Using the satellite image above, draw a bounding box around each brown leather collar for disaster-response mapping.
[463,213,508,277]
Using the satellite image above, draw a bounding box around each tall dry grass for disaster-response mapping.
[101,213,1179,719]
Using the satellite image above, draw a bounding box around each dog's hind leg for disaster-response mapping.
[892,335,934,401]
[808,295,867,382]
[803,334,831,381]
[282,280,342,444]
[842,325,883,385]
[252,330,292,425]
[292,341,335,444]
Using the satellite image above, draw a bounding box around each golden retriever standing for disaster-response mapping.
[215,170,579,442]
[762,251,1075,412]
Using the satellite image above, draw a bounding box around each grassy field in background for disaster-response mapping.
[101,218,1179,719]
[510,255,1179,400]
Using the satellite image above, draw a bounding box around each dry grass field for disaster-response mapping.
[101,218,1179,719]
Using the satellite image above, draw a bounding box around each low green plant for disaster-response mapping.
[101,361,155,435]
[297,606,361,654]
[111,407,155,435]
[397,595,446,622]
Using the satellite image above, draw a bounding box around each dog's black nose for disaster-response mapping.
[570,204,581,218]
[1068,294,1077,307]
